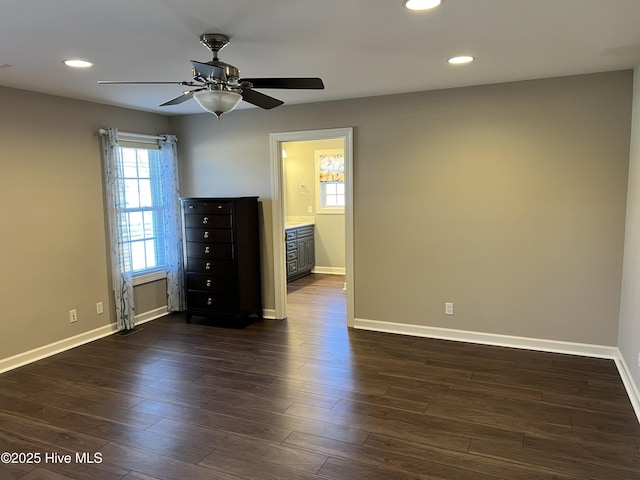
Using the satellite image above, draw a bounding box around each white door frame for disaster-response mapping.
[270,127,354,327]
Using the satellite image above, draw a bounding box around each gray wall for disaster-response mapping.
[175,70,632,346]
[619,66,640,388]
[0,86,170,360]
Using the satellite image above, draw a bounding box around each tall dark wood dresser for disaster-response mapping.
[181,197,262,325]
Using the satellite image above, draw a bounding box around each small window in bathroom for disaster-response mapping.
[316,149,345,214]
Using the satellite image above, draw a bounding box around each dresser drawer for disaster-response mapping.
[185,228,233,243]
[184,214,232,229]
[186,273,236,293]
[286,250,297,261]
[187,291,237,313]
[285,229,297,240]
[186,242,233,259]
[183,200,232,214]
[187,258,235,275]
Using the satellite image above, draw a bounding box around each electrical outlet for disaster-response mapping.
[96,302,104,314]
[308,205,313,213]
[69,309,77,323]
[445,303,454,315]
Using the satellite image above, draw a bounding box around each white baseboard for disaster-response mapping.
[0,306,171,374]
[262,308,278,320]
[613,350,640,422]
[135,306,169,325]
[354,318,617,357]
[312,266,346,275]
[0,323,119,374]
[354,317,639,423]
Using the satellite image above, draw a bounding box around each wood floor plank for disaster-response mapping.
[98,442,238,480]
[317,457,442,480]
[284,431,499,480]
[190,399,372,445]
[428,385,575,426]
[131,398,293,444]
[198,449,322,480]
[364,433,582,480]
[150,375,341,410]
[523,434,640,472]
[0,411,109,454]
[4,372,145,409]
[571,409,640,437]
[147,418,328,473]
[19,468,79,479]
[0,392,71,424]
[469,437,640,480]
[46,412,213,465]
[421,402,639,453]
[283,401,475,452]
[120,473,163,480]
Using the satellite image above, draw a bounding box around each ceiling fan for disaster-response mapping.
[98,33,324,118]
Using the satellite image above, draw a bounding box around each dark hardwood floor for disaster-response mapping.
[1,273,639,479]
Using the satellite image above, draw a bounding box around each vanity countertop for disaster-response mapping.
[285,222,315,229]
[285,215,315,230]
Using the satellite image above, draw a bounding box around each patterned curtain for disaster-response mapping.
[319,153,345,182]
[101,128,135,331]
[158,135,186,312]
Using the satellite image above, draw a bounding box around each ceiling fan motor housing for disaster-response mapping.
[195,34,240,83]
[192,61,239,84]
[199,33,230,54]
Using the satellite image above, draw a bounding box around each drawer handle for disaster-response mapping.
[206,279,212,287]
[207,297,213,305]
[205,262,211,270]
[202,217,209,224]
[204,246,210,254]
[203,231,209,239]
[217,205,223,209]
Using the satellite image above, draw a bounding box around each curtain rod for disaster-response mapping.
[97,129,176,143]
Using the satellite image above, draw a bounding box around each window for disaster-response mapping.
[322,181,345,208]
[102,128,184,330]
[316,149,345,213]
[119,145,166,277]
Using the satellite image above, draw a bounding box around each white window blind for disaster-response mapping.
[118,144,166,275]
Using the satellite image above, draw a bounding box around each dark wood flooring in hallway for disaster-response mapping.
[1,273,639,479]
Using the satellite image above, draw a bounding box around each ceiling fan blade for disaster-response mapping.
[241,88,284,110]
[190,60,225,80]
[160,89,203,106]
[240,77,324,90]
[97,80,190,85]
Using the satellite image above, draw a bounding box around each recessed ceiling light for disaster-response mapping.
[63,59,93,68]
[404,0,443,11]
[448,55,475,65]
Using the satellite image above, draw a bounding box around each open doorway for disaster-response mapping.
[270,128,354,326]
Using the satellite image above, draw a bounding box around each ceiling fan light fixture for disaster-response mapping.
[193,89,242,117]
[404,0,443,11]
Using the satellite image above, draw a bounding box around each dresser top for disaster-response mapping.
[181,196,259,201]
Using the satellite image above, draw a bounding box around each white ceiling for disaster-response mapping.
[2,0,640,116]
